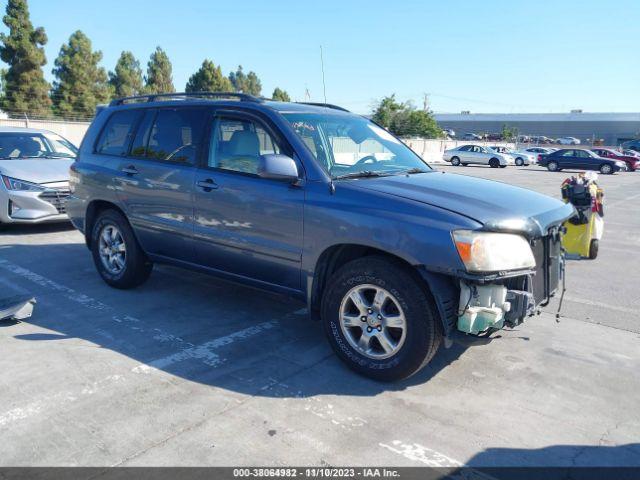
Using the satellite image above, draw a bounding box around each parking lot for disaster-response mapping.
[1,165,639,468]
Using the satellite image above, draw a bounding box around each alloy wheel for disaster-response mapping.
[98,224,127,275]
[339,284,407,360]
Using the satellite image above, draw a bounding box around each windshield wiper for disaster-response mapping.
[332,170,396,180]
[402,167,430,174]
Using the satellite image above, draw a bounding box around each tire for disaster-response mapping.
[515,157,524,166]
[489,158,500,168]
[589,239,599,259]
[321,256,442,382]
[547,161,559,172]
[451,156,461,166]
[90,209,153,289]
[599,164,613,175]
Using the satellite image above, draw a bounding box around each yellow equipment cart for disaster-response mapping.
[561,172,604,259]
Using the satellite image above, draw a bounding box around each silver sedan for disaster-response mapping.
[443,144,513,168]
[0,127,77,225]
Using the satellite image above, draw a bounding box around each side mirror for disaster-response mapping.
[258,154,299,182]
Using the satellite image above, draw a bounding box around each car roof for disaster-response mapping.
[0,126,55,134]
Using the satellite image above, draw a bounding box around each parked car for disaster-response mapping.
[443,144,513,167]
[524,147,557,163]
[530,136,555,144]
[538,148,626,174]
[0,127,77,225]
[621,139,640,152]
[622,149,640,158]
[556,137,581,145]
[67,92,574,381]
[591,148,638,172]
[442,128,455,138]
[490,146,537,166]
[485,133,503,141]
[462,132,482,141]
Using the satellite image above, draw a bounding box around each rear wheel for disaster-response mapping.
[589,239,599,259]
[489,158,500,168]
[547,161,559,172]
[599,164,613,175]
[515,157,524,166]
[451,156,461,166]
[321,256,442,382]
[91,209,153,289]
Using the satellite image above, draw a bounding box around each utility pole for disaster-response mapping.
[422,93,430,111]
[320,45,327,104]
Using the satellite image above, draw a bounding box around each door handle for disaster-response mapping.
[121,165,139,175]
[196,178,218,191]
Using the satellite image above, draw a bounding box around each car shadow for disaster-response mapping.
[0,222,75,235]
[454,443,640,473]
[0,241,489,398]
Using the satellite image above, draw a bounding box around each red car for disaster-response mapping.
[591,148,638,171]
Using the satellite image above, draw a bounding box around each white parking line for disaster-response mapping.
[564,296,637,314]
[132,320,278,373]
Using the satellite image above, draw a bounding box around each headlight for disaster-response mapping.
[453,230,536,272]
[1,175,45,192]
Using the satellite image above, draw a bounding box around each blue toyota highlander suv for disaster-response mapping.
[67,93,574,381]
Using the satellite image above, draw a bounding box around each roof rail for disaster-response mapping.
[295,102,350,112]
[109,92,264,107]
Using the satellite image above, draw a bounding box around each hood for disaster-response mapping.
[349,171,574,238]
[0,158,73,184]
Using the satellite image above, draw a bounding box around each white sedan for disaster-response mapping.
[443,144,513,168]
[489,146,537,166]
[556,136,581,145]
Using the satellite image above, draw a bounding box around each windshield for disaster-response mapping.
[0,132,77,159]
[282,113,432,178]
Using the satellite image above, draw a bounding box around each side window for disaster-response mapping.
[130,110,156,157]
[95,110,140,156]
[458,145,471,152]
[208,117,280,175]
[576,150,590,158]
[145,108,206,164]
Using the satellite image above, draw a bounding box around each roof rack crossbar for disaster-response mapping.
[295,102,350,112]
[109,92,264,107]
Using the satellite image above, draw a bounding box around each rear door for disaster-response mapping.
[192,110,304,291]
[574,149,598,171]
[112,107,207,262]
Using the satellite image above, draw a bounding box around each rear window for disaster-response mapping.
[95,110,141,156]
[135,108,206,164]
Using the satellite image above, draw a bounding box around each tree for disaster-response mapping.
[228,65,262,96]
[109,51,143,98]
[145,46,174,94]
[51,30,111,117]
[185,59,233,93]
[372,95,441,138]
[271,87,290,102]
[0,0,51,116]
[501,124,517,142]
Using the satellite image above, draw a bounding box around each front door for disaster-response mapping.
[192,112,304,291]
[114,107,207,262]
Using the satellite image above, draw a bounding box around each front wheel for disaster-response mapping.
[450,156,461,166]
[321,256,442,381]
[91,209,153,289]
[589,239,599,259]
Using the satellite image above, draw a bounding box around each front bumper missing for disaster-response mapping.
[456,231,564,335]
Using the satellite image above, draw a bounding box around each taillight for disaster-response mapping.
[538,154,542,161]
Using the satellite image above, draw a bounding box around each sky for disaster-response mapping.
[5,0,639,114]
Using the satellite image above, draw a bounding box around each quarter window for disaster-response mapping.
[208,117,280,174]
[96,110,140,156]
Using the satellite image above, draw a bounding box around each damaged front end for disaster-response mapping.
[455,226,564,336]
